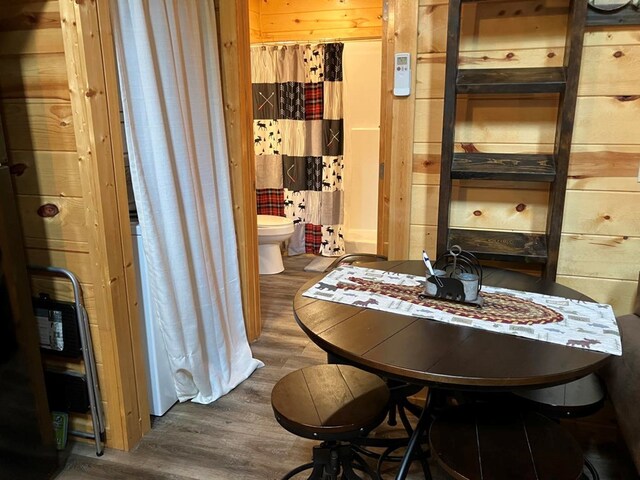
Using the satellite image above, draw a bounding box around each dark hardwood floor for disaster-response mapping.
[55,254,637,479]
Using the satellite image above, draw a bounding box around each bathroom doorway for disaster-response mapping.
[247,1,384,257]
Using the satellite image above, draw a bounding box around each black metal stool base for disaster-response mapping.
[582,458,600,480]
[281,442,379,480]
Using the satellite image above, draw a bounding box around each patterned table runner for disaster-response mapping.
[303,266,621,356]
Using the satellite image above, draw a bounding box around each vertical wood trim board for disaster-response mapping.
[377,0,392,257]
[382,0,419,260]
[59,0,148,450]
[95,0,151,438]
[215,0,262,342]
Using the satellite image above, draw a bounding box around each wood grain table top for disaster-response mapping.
[293,261,610,390]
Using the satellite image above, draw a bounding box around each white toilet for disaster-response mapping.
[257,214,294,275]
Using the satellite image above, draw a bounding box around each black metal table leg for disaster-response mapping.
[395,391,433,480]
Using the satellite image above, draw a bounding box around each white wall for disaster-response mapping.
[343,40,382,253]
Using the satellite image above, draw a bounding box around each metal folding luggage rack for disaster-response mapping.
[29,266,105,456]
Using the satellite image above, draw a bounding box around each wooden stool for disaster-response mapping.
[429,405,584,480]
[271,364,390,480]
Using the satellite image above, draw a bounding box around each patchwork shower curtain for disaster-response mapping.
[251,44,345,256]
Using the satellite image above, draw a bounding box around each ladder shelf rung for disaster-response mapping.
[448,229,548,264]
[451,153,556,182]
[456,68,566,94]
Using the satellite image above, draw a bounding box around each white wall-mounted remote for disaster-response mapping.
[393,52,411,97]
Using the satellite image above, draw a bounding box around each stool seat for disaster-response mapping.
[272,364,390,441]
[430,405,584,480]
[514,373,606,418]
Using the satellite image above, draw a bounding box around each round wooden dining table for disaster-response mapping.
[293,261,611,479]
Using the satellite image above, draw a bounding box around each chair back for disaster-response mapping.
[325,253,388,272]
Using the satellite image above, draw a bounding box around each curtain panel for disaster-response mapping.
[251,43,345,257]
[111,0,262,405]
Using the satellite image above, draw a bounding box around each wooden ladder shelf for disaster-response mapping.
[436,0,589,280]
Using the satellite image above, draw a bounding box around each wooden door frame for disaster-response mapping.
[215,0,419,335]
[218,0,421,340]
[216,1,262,342]
[377,0,419,260]
[61,0,151,450]
[236,0,418,263]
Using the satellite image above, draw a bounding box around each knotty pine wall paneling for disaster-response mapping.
[0,0,149,450]
[250,0,383,43]
[410,0,640,314]
[249,0,261,43]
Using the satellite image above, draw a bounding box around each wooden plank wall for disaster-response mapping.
[410,0,640,314]
[0,0,99,442]
[380,0,419,259]
[250,0,383,43]
[0,0,148,449]
[249,0,261,43]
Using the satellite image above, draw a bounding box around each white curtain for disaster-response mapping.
[111,0,262,404]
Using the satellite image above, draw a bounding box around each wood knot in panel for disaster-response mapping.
[516,203,526,212]
[547,52,556,58]
[613,51,624,58]
[461,143,480,153]
[616,95,639,102]
[603,215,611,220]
[506,52,515,59]
[9,163,27,176]
[473,210,482,217]
[37,204,60,218]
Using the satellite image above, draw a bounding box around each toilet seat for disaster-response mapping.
[257,215,294,236]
